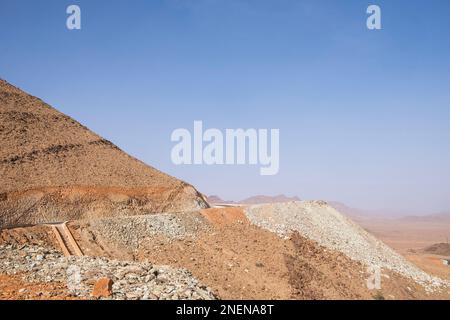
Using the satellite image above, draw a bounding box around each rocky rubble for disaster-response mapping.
[0,244,216,300]
[245,201,450,292]
[88,213,210,250]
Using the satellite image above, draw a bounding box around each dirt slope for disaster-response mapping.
[2,207,440,300]
[0,79,208,228]
[1,206,449,300]
[244,201,450,291]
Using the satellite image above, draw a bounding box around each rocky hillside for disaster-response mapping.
[0,79,208,228]
[1,204,448,299]
[245,201,449,291]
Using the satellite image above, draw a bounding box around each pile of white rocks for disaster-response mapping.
[0,244,216,300]
[245,201,449,292]
[88,213,209,250]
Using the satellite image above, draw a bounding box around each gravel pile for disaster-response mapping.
[88,212,209,250]
[245,201,449,291]
[0,244,216,300]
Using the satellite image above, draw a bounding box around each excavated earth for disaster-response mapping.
[0,79,208,229]
[1,203,449,300]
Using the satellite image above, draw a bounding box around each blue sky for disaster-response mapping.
[1,0,450,213]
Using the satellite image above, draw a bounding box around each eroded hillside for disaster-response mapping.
[0,79,208,228]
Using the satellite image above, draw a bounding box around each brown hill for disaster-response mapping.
[206,195,228,204]
[0,79,208,228]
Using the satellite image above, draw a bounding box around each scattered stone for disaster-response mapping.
[88,213,210,251]
[92,278,113,298]
[0,244,216,300]
[245,201,450,291]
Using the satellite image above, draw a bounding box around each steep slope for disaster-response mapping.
[244,201,449,291]
[3,207,448,299]
[0,79,208,228]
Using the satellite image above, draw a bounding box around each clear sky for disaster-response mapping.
[1,0,450,213]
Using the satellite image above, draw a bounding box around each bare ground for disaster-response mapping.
[0,274,75,300]
[1,207,448,300]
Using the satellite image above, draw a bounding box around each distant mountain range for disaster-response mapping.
[207,194,300,205]
[207,195,450,222]
[328,201,450,222]
[397,213,450,223]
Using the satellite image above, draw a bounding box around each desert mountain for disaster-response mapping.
[238,194,300,204]
[206,195,226,204]
[398,213,450,223]
[327,201,371,222]
[0,79,208,228]
[206,194,300,205]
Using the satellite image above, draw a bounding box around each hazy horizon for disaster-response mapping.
[206,193,450,216]
[1,0,450,214]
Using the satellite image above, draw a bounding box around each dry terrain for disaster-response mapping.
[358,218,450,253]
[1,203,448,300]
[0,79,207,229]
[328,202,450,282]
[355,217,450,281]
[0,79,448,300]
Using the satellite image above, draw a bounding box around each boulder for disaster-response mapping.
[92,277,113,298]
